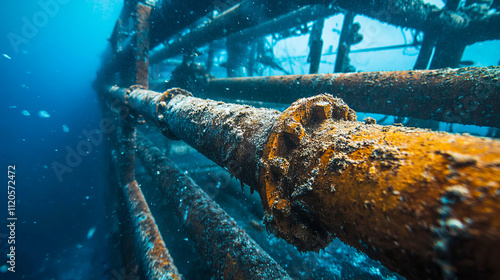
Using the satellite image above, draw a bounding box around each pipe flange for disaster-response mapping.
[157,87,193,140]
[259,94,356,251]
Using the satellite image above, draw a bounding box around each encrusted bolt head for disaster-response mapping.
[312,101,333,122]
[269,157,289,178]
[272,198,291,217]
[283,120,305,146]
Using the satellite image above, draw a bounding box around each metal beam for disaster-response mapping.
[149,0,221,47]
[149,1,322,64]
[122,178,183,280]
[106,85,500,280]
[428,0,465,70]
[112,108,182,280]
[106,4,182,279]
[334,12,355,73]
[308,18,325,74]
[332,0,500,44]
[229,5,338,43]
[135,132,292,279]
[201,67,500,128]
[148,0,499,67]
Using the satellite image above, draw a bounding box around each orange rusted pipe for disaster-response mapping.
[106,85,500,280]
[259,94,500,279]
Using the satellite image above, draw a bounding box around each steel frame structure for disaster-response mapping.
[95,1,500,279]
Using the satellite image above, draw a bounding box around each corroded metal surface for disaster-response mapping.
[109,86,280,189]
[333,11,355,73]
[124,180,182,280]
[135,132,292,279]
[259,94,500,279]
[203,67,500,127]
[134,3,151,88]
[114,107,182,280]
[108,85,500,280]
[109,4,182,277]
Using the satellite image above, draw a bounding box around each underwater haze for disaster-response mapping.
[0,0,499,280]
[1,1,121,279]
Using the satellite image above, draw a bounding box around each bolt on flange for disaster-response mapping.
[259,94,356,251]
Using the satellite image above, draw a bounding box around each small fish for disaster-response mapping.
[21,110,31,116]
[38,110,50,118]
[62,124,69,133]
[9,105,16,109]
[2,54,11,60]
[87,226,97,239]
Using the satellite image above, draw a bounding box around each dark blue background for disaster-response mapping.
[1,1,122,279]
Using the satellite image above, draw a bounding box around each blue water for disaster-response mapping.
[1,1,122,279]
[1,1,499,279]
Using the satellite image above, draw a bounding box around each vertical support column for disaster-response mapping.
[334,12,355,73]
[429,39,466,69]
[428,0,465,69]
[413,30,438,69]
[135,2,151,88]
[113,102,142,279]
[308,19,325,74]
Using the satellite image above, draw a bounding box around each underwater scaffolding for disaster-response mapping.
[94,0,500,279]
[104,85,500,280]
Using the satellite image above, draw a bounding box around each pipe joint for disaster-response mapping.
[260,94,357,251]
[157,87,193,140]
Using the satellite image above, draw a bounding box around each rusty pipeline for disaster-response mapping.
[135,132,292,279]
[107,85,500,280]
[202,66,500,128]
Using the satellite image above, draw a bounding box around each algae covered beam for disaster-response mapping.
[107,85,500,280]
[203,66,500,127]
[135,132,292,279]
